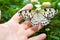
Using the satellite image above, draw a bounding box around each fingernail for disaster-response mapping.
[39,33,46,39]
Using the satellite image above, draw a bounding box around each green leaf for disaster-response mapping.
[50,35,60,40]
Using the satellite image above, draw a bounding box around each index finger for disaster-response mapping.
[10,4,33,23]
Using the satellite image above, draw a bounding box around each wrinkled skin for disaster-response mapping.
[0,3,46,40]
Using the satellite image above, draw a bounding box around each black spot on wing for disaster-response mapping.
[44,8,47,11]
[49,9,51,11]
[54,8,57,10]
[49,13,51,15]
[24,10,27,13]
[29,10,31,12]
[54,8,58,13]
[19,11,23,16]
[19,11,22,13]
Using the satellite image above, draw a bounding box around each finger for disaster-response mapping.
[24,24,43,37]
[21,4,33,10]
[21,20,32,30]
[28,33,46,40]
[10,4,33,23]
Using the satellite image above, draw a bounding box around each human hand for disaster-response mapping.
[0,4,46,40]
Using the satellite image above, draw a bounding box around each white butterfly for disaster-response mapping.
[19,8,58,26]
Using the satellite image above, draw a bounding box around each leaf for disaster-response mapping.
[50,35,60,40]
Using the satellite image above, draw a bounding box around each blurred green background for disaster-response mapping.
[0,0,60,40]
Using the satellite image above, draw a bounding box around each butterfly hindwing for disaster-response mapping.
[31,10,49,26]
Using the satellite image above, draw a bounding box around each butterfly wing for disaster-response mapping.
[31,10,50,26]
[19,8,58,26]
[43,8,58,19]
[19,10,34,20]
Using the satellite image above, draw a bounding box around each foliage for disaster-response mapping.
[0,0,60,40]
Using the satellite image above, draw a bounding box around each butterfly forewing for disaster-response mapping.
[42,8,58,19]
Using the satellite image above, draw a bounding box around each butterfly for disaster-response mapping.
[19,8,58,26]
